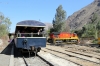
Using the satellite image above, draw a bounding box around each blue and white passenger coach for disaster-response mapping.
[14,20,46,53]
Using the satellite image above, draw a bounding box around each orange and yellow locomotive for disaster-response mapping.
[47,32,79,44]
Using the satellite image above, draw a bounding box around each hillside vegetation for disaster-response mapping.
[0,12,12,38]
[0,12,12,45]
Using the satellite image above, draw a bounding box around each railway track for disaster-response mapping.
[14,49,53,66]
[41,45,100,66]
[14,43,100,66]
[21,54,54,66]
[63,44,100,56]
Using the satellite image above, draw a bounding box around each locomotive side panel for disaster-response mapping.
[48,32,79,44]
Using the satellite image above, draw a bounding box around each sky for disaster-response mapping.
[0,0,94,33]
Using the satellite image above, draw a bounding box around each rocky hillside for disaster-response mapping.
[66,0,100,30]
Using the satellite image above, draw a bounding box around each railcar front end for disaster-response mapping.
[14,20,47,54]
[15,33,46,53]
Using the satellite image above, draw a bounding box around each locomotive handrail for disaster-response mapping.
[16,32,46,37]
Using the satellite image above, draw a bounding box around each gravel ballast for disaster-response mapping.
[38,51,79,66]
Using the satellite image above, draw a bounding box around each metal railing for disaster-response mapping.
[17,32,46,37]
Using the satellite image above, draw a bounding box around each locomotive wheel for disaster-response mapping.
[48,39,53,43]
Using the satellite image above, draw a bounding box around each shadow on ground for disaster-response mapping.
[0,41,13,55]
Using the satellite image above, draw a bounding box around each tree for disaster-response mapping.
[82,24,95,38]
[0,12,12,37]
[96,20,100,30]
[52,5,67,32]
[91,13,99,39]
[81,13,99,38]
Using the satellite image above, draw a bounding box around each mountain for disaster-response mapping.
[66,0,100,30]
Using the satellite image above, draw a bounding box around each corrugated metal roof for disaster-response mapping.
[17,20,46,26]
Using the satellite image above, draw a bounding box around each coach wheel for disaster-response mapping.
[37,47,41,52]
[34,48,37,57]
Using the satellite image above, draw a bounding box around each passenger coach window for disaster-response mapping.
[16,27,46,37]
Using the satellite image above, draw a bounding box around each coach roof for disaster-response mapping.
[16,20,46,27]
